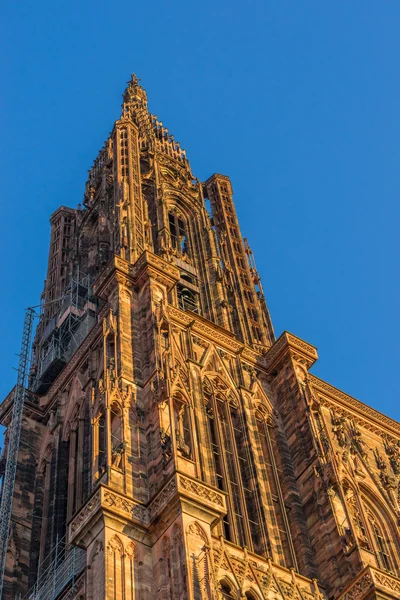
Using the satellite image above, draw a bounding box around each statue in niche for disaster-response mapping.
[160,429,172,464]
[331,411,348,447]
[350,422,368,458]
[111,441,126,469]
[107,357,117,387]
[383,436,400,476]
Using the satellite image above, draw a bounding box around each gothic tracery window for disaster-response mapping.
[162,536,174,600]
[204,391,232,541]
[231,403,265,555]
[365,506,395,573]
[218,397,246,547]
[255,407,293,566]
[168,211,189,257]
[203,380,249,548]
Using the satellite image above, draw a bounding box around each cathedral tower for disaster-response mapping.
[1,75,400,600]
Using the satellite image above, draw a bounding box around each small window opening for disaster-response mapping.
[168,212,189,257]
[177,285,200,314]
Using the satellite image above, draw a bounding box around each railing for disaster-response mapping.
[25,539,86,600]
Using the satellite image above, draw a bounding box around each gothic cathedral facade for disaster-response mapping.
[1,75,400,600]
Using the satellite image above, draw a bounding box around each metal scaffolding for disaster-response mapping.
[23,534,86,600]
[0,307,35,599]
[30,272,96,394]
[0,271,97,598]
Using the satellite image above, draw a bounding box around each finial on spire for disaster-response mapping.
[122,72,146,108]
[128,73,140,87]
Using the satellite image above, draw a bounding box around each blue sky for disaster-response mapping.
[1,1,399,422]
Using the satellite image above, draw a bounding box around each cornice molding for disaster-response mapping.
[310,374,400,438]
[167,305,265,366]
[69,474,227,546]
[69,485,148,545]
[147,472,226,523]
[265,331,318,372]
[132,250,180,291]
[93,252,180,300]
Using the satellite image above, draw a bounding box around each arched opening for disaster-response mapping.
[230,402,265,555]
[204,390,232,542]
[255,407,293,566]
[110,402,124,469]
[362,497,397,575]
[203,380,247,548]
[96,409,106,475]
[368,511,393,572]
[245,591,260,600]
[177,285,200,314]
[168,211,189,257]
[220,579,236,599]
[106,535,125,599]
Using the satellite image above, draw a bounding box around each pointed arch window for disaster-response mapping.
[168,212,189,257]
[366,508,394,573]
[162,536,174,600]
[255,408,294,567]
[230,403,265,555]
[110,402,124,469]
[65,409,82,520]
[204,392,232,541]
[220,581,236,599]
[96,409,106,475]
[107,535,125,600]
[218,398,246,547]
[203,383,247,547]
[246,592,260,600]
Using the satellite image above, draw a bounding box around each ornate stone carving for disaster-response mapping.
[160,428,172,463]
[125,542,135,560]
[186,521,208,542]
[148,477,177,518]
[310,375,400,437]
[102,489,147,523]
[338,571,373,600]
[383,435,400,476]
[107,535,124,556]
[373,570,400,594]
[178,474,225,507]
[374,448,397,490]
[331,410,348,447]
[69,490,101,536]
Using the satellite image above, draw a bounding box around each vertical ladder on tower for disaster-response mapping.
[0,308,35,598]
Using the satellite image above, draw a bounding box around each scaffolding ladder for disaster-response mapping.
[0,308,35,598]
